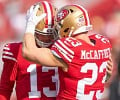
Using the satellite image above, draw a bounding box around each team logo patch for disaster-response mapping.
[57,9,69,21]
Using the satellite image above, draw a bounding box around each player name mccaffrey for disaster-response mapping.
[81,48,111,59]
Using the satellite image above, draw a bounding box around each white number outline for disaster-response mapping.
[76,62,107,100]
[95,34,110,43]
[65,38,82,47]
[42,66,59,97]
[27,64,59,98]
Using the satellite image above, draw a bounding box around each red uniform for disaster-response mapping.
[0,42,59,100]
[51,34,112,100]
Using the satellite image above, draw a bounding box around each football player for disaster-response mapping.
[22,4,113,100]
[0,1,59,100]
[23,4,113,100]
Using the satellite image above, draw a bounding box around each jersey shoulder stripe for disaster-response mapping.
[2,43,21,62]
[52,38,75,62]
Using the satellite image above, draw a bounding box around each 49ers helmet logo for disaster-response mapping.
[57,9,69,22]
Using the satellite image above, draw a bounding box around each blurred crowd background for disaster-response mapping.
[0,0,120,100]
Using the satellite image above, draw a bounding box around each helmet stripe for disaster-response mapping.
[42,1,52,28]
[41,2,48,27]
[49,2,54,27]
[73,5,90,26]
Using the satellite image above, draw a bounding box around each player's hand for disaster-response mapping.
[105,56,113,82]
[25,4,46,34]
[106,56,113,75]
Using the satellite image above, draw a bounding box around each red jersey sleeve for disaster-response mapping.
[0,43,19,99]
[51,37,82,63]
[51,37,74,63]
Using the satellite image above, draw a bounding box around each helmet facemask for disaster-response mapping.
[35,28,59,47]
[34,1,59,48]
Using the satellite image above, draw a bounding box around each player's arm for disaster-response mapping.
[0,61,16,100]
[105,56,113,82]
[22,5,67,69]
[0,45,17,100]
[23,33,67,68]
[106,56,113,75]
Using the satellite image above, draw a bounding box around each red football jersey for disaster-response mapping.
[51,34,112,100]
[0,42,59,100]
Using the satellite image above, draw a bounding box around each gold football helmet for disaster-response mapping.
[55,4,92,38]
[34,1,59,47]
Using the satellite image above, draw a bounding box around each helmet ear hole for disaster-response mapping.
[69,9,74,13]
[64,28,69,32]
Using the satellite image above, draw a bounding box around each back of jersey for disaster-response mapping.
[51,34,112,100]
